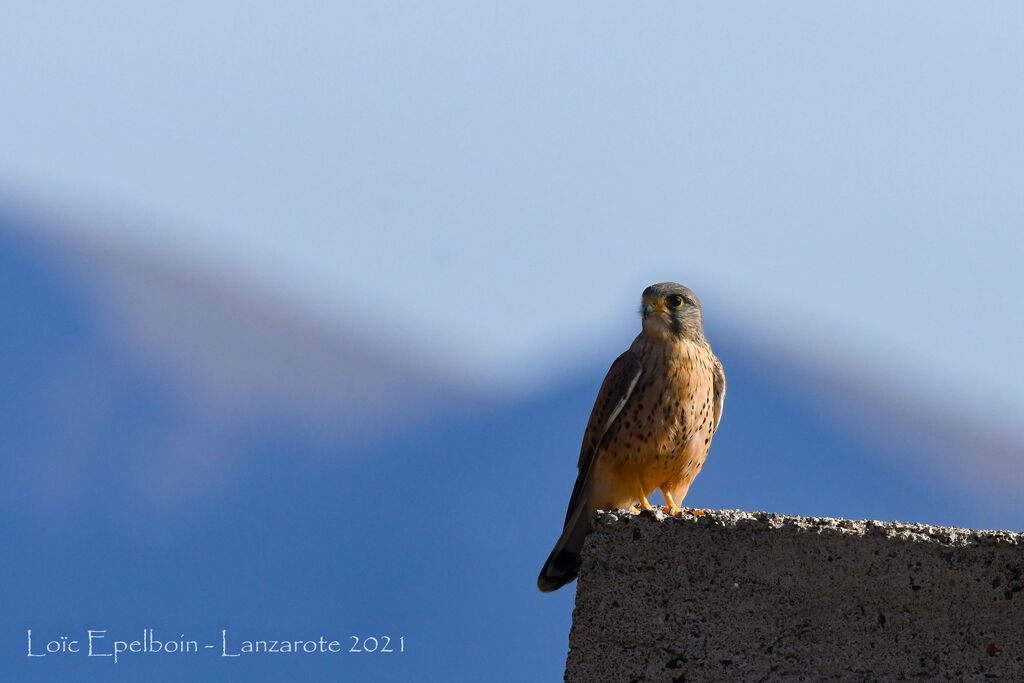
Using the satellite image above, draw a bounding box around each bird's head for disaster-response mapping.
[640,282,705,343]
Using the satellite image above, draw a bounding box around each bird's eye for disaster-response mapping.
[667,295,684,308]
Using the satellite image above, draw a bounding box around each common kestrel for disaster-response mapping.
[538,282,725,592]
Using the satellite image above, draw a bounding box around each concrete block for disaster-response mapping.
[566,509,1024,682]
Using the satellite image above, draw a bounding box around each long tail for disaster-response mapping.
[537,497,594,592]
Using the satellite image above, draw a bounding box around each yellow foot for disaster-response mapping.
[632,487,656,514]
[663,491,682,516]
[692,508,707,517]
[628,506,641,515]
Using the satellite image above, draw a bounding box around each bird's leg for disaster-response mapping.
[635,482,655,511]
[662,490,681,516]
[626,481,651,511]
[628,498,654,514]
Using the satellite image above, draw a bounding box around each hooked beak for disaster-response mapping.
[643,299,667,319]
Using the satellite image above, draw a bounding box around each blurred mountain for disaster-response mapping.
[0,207,477,511]
[3,207,1022,681]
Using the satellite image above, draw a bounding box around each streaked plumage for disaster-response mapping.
[538,283,725,592]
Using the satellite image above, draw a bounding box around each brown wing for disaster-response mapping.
[562,350,643,526]
[711,354,726,434]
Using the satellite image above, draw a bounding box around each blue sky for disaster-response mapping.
[2,2,1023,428]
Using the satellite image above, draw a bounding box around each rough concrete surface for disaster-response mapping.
[566,509,1024,682]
